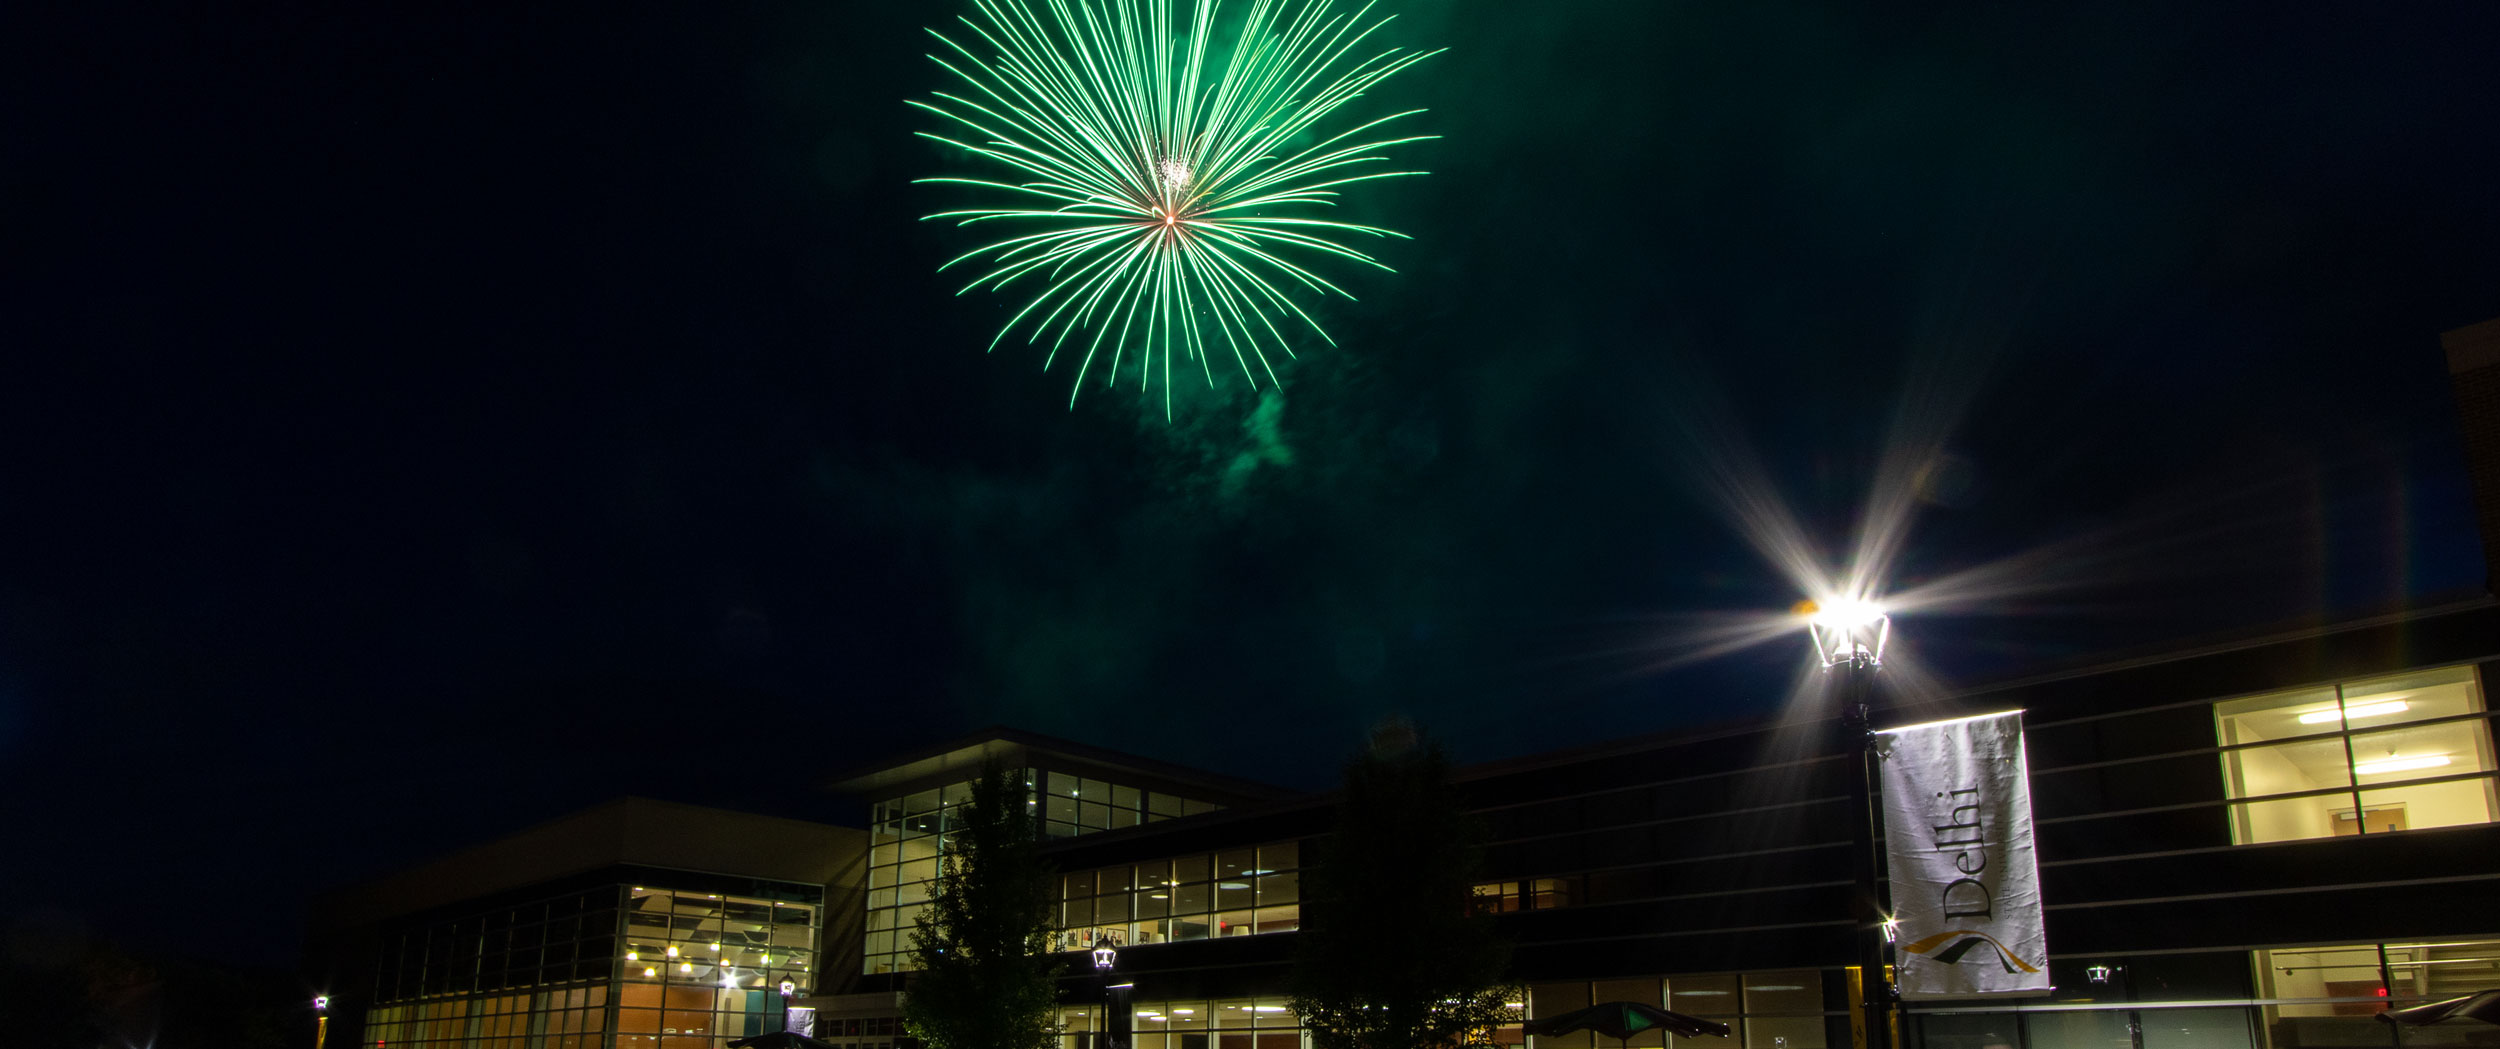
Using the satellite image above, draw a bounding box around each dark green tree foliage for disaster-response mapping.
[1291,722,1516,1049]
[902,763,1062,1049]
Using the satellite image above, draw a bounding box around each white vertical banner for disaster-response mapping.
[1875,710,2050,1000]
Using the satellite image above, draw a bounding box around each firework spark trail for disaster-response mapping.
[914,0,1442,416]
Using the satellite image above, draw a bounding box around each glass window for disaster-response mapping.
[1259,841,1299,872]
[1174,882,1210,914]
[1532,982,1595,1049]
[1531,876,1577,909]
[1743,971,1820,1016]
[1470,880,1520,915]
[2216,666,2495,843]
[2139,1008,2255,1049]
[1671,973,1741,1016]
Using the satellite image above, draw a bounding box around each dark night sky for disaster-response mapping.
[7,3,2498,968]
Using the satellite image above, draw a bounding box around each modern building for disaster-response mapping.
[814,599,2496,1049]
[314,319,2500,1049]
[307,797,863,1049]
[314,605,2500,1049]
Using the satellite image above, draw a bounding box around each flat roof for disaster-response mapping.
[312,796,862,931]
[823,726,1295,805]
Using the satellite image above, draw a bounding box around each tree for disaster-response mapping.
[1291,720,1517,1049]
[902,763,1063,1049]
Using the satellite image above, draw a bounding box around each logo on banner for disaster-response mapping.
[1899,930,2039,974]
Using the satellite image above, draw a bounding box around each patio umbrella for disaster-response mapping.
[1525,1001,1733,1045]
[2377,989,2500,1028]
[727,1031,840,1049]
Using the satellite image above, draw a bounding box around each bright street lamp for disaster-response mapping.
[1800,598,1889,669]
[1801,596,1895,1049]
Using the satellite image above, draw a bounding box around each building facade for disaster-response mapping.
[309,797,863,1049]
[313,602,2500,1049]
[948,601,2500,1049]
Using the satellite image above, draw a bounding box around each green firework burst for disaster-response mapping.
[913,0,1442,415]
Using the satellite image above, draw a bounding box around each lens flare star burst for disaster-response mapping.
[912,0,1443,415]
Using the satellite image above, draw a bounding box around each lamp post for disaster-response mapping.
[1804,599,1893,1049]
[313,995,330,1049]
[1093,936,1132,1049]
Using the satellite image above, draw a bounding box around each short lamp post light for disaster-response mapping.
[313,995,331,1049]
[1801,597,1894,1049]
[1093,936,1120,973]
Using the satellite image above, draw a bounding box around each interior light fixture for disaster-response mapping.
[680,962,694,973]
[2355,755,2451,775]
[1253,1006,1287,1013]
[643,967,657,977]
[2299,700,2411,724]
[626,951,639,961]
[1173,1009,1195,1015]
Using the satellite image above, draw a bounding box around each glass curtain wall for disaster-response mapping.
[361,885,622,1048]
[864,772,1027,976]
[1055,996,1321,1049]
[616,887,819,1047]
[2215,666,2497,844]
[865,770,1229,974]
[1527,970,1831,1049]
[1050,842,1301,952]
[360,880,819,1049]
[2252,939,2500,1049]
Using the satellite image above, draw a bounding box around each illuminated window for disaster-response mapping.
[2250,939,2500,1049]
[1046,841,1302,953]
[1528,971,1827,1049]
[862,770,1232,975]
[2215,666,2498,844]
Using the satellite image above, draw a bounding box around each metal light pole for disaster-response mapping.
[1806,600,1893,1049]
[313,996,330,1049]
[1093,936,1131,1049]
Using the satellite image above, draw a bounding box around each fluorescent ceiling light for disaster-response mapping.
[2298,700,2409,724]
[2355,755,2451,775]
